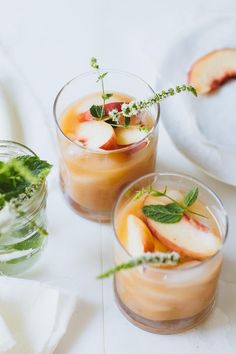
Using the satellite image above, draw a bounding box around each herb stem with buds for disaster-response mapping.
[97,252,180,279]
[108,84,197,121]
[89,57,197,129]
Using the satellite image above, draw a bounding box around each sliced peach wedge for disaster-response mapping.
[75,120,116,150]
[127,214,155,256]
[126,214,167,257]
[188,48,236,94]
[115,126,147,146]
[144,195,222,260]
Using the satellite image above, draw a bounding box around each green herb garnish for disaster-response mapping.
[110,84,197,122]
[134,185,206,223]
[89,105,105,119]
[0,155,51,208]
[0,155,52,239]
[143,203,184,223]
[89,57,197,131]
[97,251,180,279]
[90,57,197,128]
[183,186,198,207]
[90,57,113,119]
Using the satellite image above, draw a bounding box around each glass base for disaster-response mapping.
[0,248,43,276]
[114,280,215,334]
[60,178,111,222]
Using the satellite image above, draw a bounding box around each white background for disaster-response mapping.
[0,1,236,353]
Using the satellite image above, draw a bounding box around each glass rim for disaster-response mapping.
[112,172,229,273]
[53,69,160,155]
[0,139,47,230]
[0,140,37,156]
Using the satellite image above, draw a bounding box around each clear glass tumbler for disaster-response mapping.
[53,71,160,222]
[0,141,48,275]
[113,172,228,334]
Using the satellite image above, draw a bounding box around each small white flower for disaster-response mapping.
[121,102,139,117]
[108,109,119,122]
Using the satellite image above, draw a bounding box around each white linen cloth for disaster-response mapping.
[0,37,77,354]
[0,277,77,354]
[0,44,56,164]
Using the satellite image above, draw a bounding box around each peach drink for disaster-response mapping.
[113,173,228,334]
[54,71,159,221]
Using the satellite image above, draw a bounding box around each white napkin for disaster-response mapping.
[0,277,77,354]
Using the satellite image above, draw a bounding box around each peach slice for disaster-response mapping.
[188,48,236,94]
[77,111,94,123]
[176,260,201,269]
[144,195,221,260]
[81,102,124,121]
[127,214,155,256]
[153,237,168,253]
[103,102,123,116]
[115,126,147,146]
[75,121,116,150]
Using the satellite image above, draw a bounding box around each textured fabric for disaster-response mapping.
[0,277,77,354]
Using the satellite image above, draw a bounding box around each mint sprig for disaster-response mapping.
[0,155,52,239]
[89,57,197,130]
[143,203,184,223]
[97,251,180,279]
[183,186,198,207]
[133,186,206,223]
[90,57,113,118]
[0,156,52,209]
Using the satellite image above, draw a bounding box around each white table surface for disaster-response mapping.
[0,1,236,353]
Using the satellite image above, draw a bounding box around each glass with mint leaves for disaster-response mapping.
[53,58,196,222]
[0,141,52,275]
[107,172,228,334]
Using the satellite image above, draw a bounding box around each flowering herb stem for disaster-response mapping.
[97,252,180,279]
[108,84,197,121]
[89,57,197,129]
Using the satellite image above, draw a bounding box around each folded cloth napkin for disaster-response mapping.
[0,277,77,354]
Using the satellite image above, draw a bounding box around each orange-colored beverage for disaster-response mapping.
[54,72,159,221]
[113,173,228,333]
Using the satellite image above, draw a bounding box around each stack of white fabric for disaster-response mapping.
[0,277,77,354]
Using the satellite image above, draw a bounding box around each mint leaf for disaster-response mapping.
[102,93,113,101]
[165,203,184,213]
[89,105,105,118]
[151,186,167,197]
[124,116,131,127]
[0,194,5,210]
[139,126,149,133]
[0,155,52,205]
[96,72,108,82]
[15,156,52,180]
[183,187,198,207]
[13,233,46,251]
[90,57,99,69]
[142,203,184,223]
